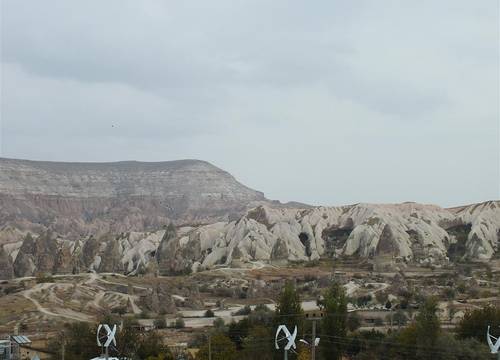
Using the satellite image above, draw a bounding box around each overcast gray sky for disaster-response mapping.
[1,0,499,207]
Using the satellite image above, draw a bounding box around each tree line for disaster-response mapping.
[194,281,499,360]
[49,281,500,359]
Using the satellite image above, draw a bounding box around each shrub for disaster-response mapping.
[213,317,225,330]
[204,309,215,318]
[233,305,252,316]
[356,295,372,307]
[154,318,167,329]
[36,273,54,284]
[442,287,456,300]
[174,317,185,329]
[347,313,361,332]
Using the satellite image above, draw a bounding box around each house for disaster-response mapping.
[303,301,324,319]
[11,335,32,360]
[353,309,391,326]
[0,339,12,360]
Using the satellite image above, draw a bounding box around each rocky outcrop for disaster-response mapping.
[0,245,13,279]
[13,232,60,277]
[0,200,498,278]
[156,202,500,273]
[451,201,500,260]
[0,157,498,279]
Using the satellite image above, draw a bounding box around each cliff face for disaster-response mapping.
[156,201,500,273]
[0,157,498,279]
[0,158,266,237]
[3,200,497,279]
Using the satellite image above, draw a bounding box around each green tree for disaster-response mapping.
[48,322,96,360]
[116,318,141,357]
[174,317,185,329]
[197,333,237,360]
[213,317,226,331]
[346,312,361,332]
[275,281,304,331]
[392,310,408,328]
[456,305,500,342]
[319,281,347,360]
[242,325,274,360]
[435,333,490,360]
[228,318,250,349]
[154,317,167,329]
[398,298,440,360]
[136,331,173,360]
[414,298,440,354]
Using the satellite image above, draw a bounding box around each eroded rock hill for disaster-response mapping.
[0,157,266,238]
[1,201,498,279]
[157,201,500,274]
[0,157,498,279]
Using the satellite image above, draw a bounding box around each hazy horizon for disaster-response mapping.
[1,0,499,207]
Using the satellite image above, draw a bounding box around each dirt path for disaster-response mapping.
[22,283,92,322]
[128,295,141,314]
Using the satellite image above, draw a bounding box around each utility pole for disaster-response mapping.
[208,334,212,360]
[61,342,65,360]
[311,319,316,360]
[306,316,320,360]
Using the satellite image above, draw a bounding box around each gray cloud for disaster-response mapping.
[1,0,498,207]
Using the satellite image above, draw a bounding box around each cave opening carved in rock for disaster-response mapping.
[298,232,312,258]
[321,226,353,257]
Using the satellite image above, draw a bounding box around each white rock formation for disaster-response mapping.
[157,201,500,273]
[1,198,499,278]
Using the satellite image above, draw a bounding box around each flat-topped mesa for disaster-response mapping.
[0,158,266,236]
[0,158,263,199]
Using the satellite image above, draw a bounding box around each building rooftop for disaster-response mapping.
[11,335,31,344]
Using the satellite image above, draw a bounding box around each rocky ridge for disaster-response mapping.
[1,201,498,279]
[157,201,500,274]
[0,158,498,279]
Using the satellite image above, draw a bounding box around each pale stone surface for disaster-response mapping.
[156,201,500,273]
[0,158,498,278]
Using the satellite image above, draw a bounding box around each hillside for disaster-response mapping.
[0,158,498,279]
[0,157,266,238]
